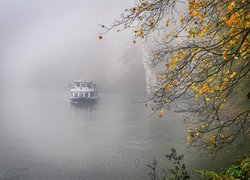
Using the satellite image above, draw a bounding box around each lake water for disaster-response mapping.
[0,88,247,179]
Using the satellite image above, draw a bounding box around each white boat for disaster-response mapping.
[69,79,98,102]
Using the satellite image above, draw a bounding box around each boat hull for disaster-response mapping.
[70,97,98,103]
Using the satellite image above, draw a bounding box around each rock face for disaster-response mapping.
[104,45,147,93]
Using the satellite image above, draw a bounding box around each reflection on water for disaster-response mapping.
[0,88,248,180]
[70,101,97,111]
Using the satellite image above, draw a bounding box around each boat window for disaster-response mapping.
[79,92,83,97]
[75,83,80,87]
[85,92,88,98]
[74,92,78,97]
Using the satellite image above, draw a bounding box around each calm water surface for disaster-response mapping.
[0,88,247,179]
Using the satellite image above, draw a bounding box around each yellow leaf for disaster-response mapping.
[162,74,167,79]
[230,72,237,78]
[197,32,203,37]
[220,133,225,139]
[159,109,164,118]
[166,20,170,27]
[191,10,200,17]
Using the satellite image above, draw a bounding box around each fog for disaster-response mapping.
[0,2,247,179]
[0,0,146,91]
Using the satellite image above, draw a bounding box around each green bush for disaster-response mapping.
[194,156,250,179]
[149,149,250,179]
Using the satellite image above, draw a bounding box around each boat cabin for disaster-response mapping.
[70,79,98,101]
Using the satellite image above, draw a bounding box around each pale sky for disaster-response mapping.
[0,0,136,87]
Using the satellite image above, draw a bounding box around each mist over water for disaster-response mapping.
[0,0,249,179]
[0,0,138,89]
[1,87,246,180]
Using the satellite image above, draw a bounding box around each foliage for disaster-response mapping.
[101,0,250,153]
[147,148,190,180]
[147,149,250,180]
[194,154,250,179]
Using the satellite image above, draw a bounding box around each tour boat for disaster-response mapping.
[70,79,98,102]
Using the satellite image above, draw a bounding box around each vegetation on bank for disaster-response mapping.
[147,148,190,180]
[148,148,250,180]
[194,154,250,179]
